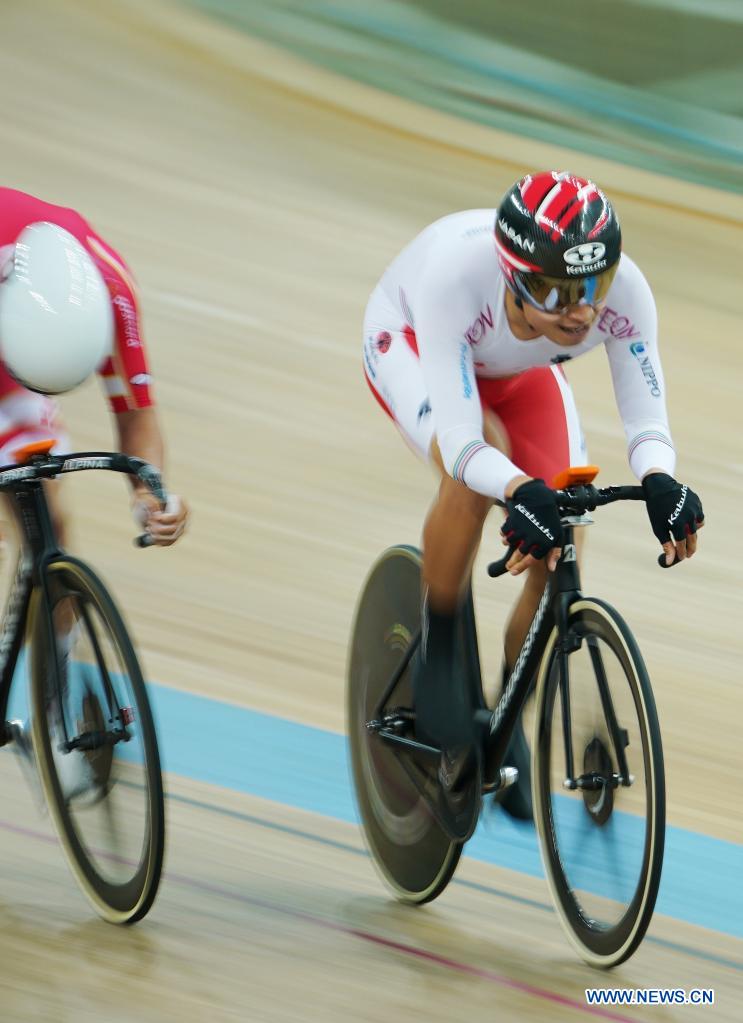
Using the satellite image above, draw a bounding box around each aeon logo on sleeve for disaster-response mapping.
[464,303,494,346]
[596,306,640,339]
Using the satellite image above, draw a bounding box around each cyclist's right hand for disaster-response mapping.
[132,490,189,546]
[501,477,563,575]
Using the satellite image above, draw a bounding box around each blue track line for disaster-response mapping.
[10,672,740,941]
[164,788,743,973]
[139,683,742,940]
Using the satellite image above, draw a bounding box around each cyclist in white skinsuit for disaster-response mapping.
[363,171,704,815]
[365,208,673,494]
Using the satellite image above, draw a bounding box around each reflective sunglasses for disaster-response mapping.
[515,264,618,314]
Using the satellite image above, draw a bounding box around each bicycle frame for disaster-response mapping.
[485,518,589,778]
[375,478,647,798]
[0,483,59,731]
[0,450,166,741]
[354,478,664,956]
[372,519,590,772]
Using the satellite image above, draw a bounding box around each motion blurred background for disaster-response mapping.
[0,0,741,1019]
[184,0,743,191]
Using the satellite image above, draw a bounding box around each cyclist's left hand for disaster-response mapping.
[501,476,563,575]
[641,472,704,566]
[132,491,189,546]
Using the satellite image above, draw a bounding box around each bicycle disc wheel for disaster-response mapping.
[30,557,165,924]
[347,545,461,903]
[532,598,665,967]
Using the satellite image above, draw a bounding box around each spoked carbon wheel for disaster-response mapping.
[533,598,665,967]
[347,545,461,903]
[30,557,165,924]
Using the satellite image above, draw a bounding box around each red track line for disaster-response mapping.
[165,869,636,1022]
[0,816,636,1021]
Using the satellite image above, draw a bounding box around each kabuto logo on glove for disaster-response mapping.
[513,504,555,542]
[668,485,688,525]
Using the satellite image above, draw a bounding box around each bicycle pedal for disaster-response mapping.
[496,766,519,791]
[482,765,520,794]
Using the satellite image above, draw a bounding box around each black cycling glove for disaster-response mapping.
[641,472,704,546]
[502,478,562,559]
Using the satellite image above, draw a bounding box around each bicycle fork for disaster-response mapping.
[557,630,634,794]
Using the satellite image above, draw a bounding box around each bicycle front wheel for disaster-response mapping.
[30,556,165,924]
[532,598,665,967]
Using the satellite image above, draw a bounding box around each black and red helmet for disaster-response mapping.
[495,171,622,291]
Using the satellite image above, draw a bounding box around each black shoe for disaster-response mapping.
[497,715,533,821]
[412,607,473,754]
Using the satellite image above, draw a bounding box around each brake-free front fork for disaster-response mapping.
[554,602,634,792]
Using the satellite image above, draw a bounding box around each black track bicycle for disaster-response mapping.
[347,467,665,967]
[0,440,165,924]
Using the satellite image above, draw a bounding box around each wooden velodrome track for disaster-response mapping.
[1,0,742,1019]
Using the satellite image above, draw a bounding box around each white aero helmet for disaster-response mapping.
[0,221,113,394]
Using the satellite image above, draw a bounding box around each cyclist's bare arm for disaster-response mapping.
[115,407,188,546]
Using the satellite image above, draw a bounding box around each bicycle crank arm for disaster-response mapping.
[376,728,441,760]
[61,727,131,753]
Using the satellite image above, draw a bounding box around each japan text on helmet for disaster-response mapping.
[0,222,113,395]
[494,171,622,312]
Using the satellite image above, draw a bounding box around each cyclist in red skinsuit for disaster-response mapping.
[0,187,188,545]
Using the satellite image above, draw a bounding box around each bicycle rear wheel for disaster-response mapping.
[30,556,165,924]
[532,598,665,967]
[347,545,461,903]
